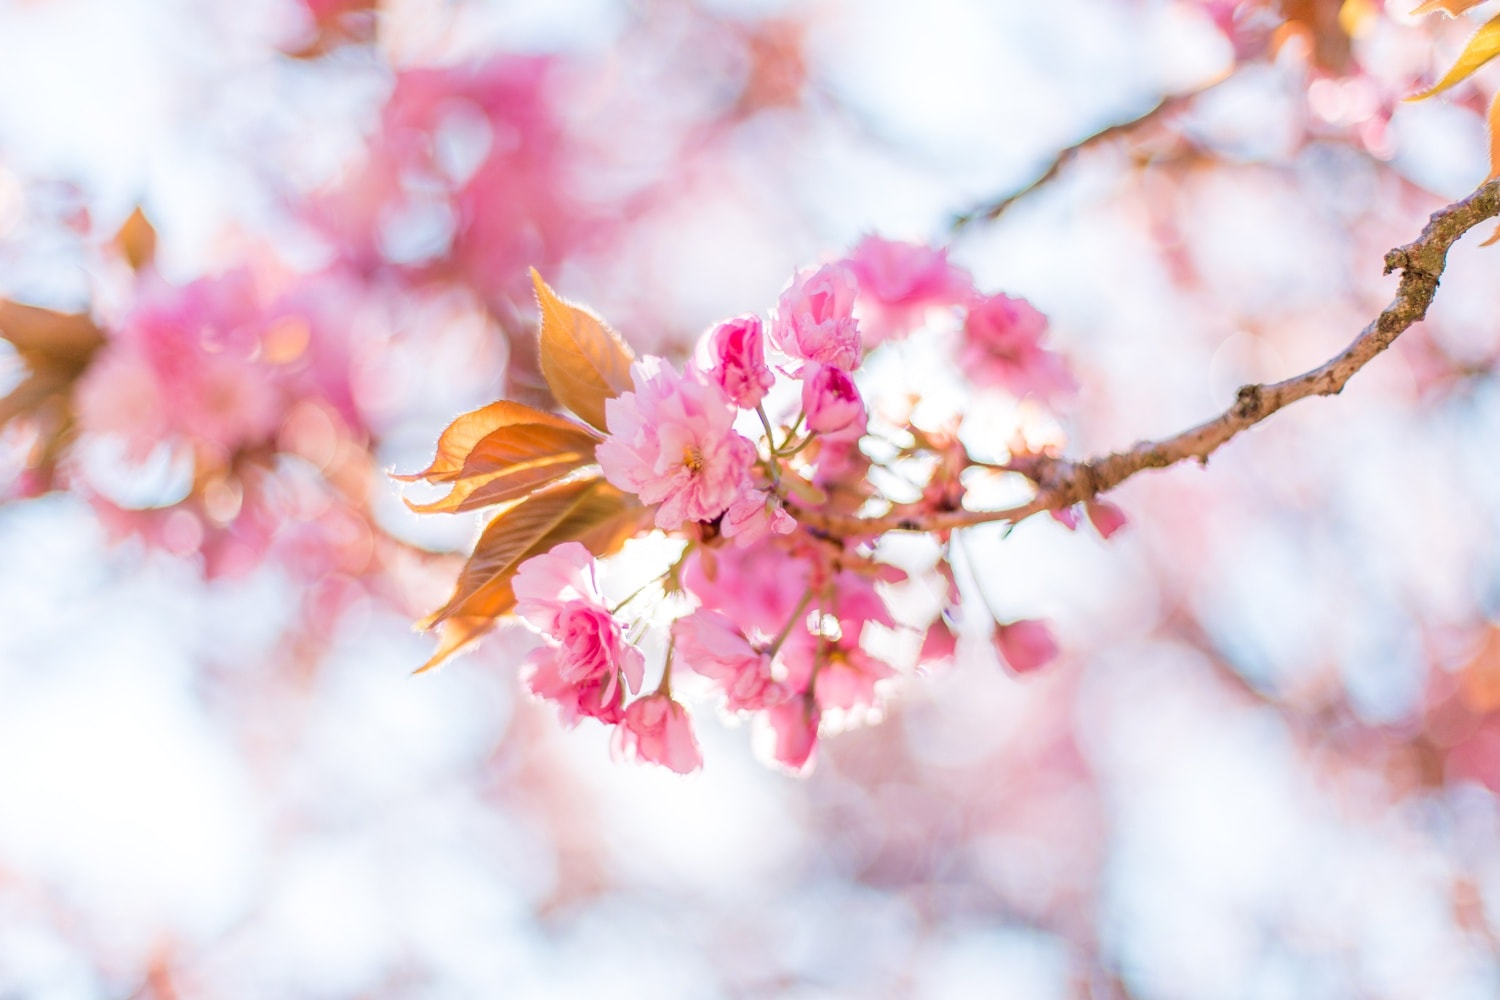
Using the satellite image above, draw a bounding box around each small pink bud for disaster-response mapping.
[708,315,775,409]
[994,619,1059,675]
[801,363,865,437]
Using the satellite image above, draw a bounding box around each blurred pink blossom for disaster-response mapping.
[78,273,280,462]
[810,643,895,711]
[959,292,1076,403]
[764,695,820,771]
[684,541,811,636]
[843,235,972,344]
[311,56,594,304]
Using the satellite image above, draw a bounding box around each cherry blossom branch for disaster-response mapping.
[798,176,1500,539]
[949,78,1226,231]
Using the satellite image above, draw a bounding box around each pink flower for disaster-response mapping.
[763,695,820,772]
[813,646,895,710]
[77,272,283,462]
[770,623,894,713]
[994,618,1059,675]
[800,363,866,438]
[959,292,1076,403]
[683,543,811,636]
[1086,499,1127,539]
[672,610,790,711]
[842,236,972,344]
[707,315,775,409]
[720,489,795,548]
[771,264,862,371]
[311,56,594,308]
[614,694,703,773]
[598,357,757,530]
[513,542,645,724]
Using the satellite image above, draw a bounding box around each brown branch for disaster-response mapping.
[798,176,1500,539]
[949,78,1225,231]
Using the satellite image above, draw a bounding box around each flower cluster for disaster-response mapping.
[432,237,1094,774]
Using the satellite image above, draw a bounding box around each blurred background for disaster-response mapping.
[2,0,1500,996]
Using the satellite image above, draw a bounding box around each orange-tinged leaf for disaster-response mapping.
[1408,13,1500,101]
[421,476,642,629]
[532,269,634,432]
[404,420,601,514]
[405,463,587,515]
[395,400,596,484]
[1489,87,1500,179]
[0,301,104,368]
[114,206,156,271]
[459,422,599,478]
[1481,221,1500,245]
[1411,0,1488,16]
[414,617,496,674]
[408,451,596,515]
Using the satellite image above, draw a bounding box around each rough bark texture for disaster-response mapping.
[799,177,1500,539]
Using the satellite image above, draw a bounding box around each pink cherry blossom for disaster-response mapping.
[812,645,896,711]
[959,292,1076,403]
[77,272,281,462]
[614,694,703,773]
[771,264,862,371]
[513,541,602,624]
[672,610,790,711]
[513,543,645,724]
[771,622,894,713]
[720,489,795,548]
[598,357,757,530]
[800,362,866,438]
[683,542,811,636]
[763,695,820,772]
[842,235,973,344]
[311,56,595,307]
[994,618,1059,675]
[707,315,775,409]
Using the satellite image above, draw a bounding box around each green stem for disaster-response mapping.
[755,403,782,487]
[655,636,676,696]
[767,588,816,658]
[610,578,659,616]
[779,430,819,459]
[775,412,806,454]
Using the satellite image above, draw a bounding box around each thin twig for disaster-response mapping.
[796,177,1500,538]
[950,78,1225,231]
